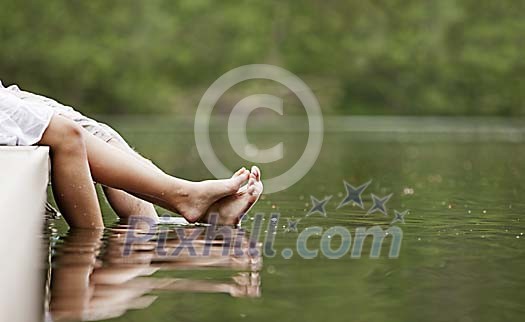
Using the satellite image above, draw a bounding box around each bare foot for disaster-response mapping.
[173,168,250,222]
[201,166,263,225]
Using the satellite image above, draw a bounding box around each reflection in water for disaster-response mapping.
[38,127,525,322]
[46,224,262,321]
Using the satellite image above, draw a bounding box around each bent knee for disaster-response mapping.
[40,115,86,153]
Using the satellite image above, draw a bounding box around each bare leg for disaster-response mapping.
[99,136,264,225]
[38,115,103,229]
[103,187,158,219]
[101,139,158,220]
[81,131,249,222]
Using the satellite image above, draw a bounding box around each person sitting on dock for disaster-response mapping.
[0,80,263,228]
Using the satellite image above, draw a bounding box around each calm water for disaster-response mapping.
[44,117,525,322]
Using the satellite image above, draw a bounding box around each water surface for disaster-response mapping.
[45,117,525,322]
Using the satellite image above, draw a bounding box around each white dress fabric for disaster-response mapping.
[0,81,55,146]
[0,80,128,146]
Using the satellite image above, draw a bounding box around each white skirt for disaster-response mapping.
[0,87,55,146]
[0,81,129,148]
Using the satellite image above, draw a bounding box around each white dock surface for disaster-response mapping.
[0,146,49,322]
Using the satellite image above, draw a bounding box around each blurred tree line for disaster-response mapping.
[0,0,523,116]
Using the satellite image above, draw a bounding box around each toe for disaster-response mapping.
[229,171,249,191]
[251,166,261,181]
[233,167,247,177]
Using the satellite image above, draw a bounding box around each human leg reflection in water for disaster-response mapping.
[48,226,262,321]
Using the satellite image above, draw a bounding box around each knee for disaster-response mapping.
[58,122,86,154]
[43,116,86,155]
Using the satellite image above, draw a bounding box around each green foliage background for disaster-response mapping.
[0,0,523,115]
